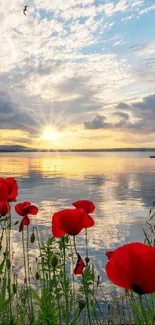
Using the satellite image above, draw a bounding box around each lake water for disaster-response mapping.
[0,151,155,296]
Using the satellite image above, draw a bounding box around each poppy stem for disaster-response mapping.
[5,211,12,320]
[82,272,92,325]
[22,228,31,318]
[33,226,46,289]
[53,268,62,325]
[69,237,76,317]
[85,229,89,265]
[73,236,78,255]
[62,237,70,325]
[26,226,34,322]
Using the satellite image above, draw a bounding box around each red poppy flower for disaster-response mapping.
[15,202,38,232]
[5,178,18,202]
[0,202,11,217]
[72,200,95,214]
[0,177,18,202]
[105,251,114,260]
[74,253,86,275]
[105,242,155,295]
[0,180,8,202]
[15,202,38,216]
[52,208,94,238]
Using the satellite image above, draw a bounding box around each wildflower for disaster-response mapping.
[52,208,94,238]
[105,242,155,294]
[0,177,18,202]
[72,200,95,214]
[15,202,38,232]
[0,180,11,216]
[74,253,86,275]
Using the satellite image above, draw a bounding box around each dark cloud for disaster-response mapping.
[84,93,155,133]
[113,112,129,120]
[116,102,131,110]
[84,115,110,129]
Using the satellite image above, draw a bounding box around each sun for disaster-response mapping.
[40,126,61,143]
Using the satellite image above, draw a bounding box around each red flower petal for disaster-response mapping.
[52,208,91,238]
[19,220,24,232]
[23,205,38,215]
[15,202,38,216]
[74,253,86,275]
[0,202,10,216]
[52,212,66,238]
[19,216,30,232]
[83,214,94,228]
[5,178,18,202]
[72,200,95,214]
[15,202,31,216]
[105,251,114,260]
[22,215,30,226]
[105,242,155,294]
[0,180,8,202]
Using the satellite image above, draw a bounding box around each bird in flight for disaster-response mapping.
[23,5,28,15]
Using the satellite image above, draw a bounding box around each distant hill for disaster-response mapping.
[0,145,155,152]
[0,145,32,152]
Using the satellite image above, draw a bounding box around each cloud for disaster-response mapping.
[116,102,131,110]
[102,0,143,17]
[139,4,155,15]
[84,93,155,133]
[113,111,130,120]
[115,93,155,132]
[84,115,110,129]
[0,0,155,148]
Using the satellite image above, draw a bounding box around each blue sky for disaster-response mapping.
[0,0,155,149]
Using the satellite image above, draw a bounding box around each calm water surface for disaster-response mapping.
[0,151,155,295]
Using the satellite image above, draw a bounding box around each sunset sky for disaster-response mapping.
[0,0,155,149]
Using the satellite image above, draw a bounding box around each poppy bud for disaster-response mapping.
[51,254,59,268]
[30,232,35,243]
[85,257,90,264]
[35,272,40,280]
[97,275,100,287]
[79,300,86,313]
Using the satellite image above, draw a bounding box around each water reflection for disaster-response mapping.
[0,152,155,288]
